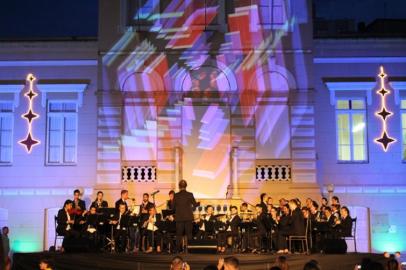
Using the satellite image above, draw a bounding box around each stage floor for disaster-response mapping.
[13,252,386,270]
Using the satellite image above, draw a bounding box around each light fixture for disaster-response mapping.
[374,66,396,151]
[19,74,40,153]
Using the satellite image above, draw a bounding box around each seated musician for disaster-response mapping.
[276,204,291,254]
[217,206,241,253]
[195,205,216,240]
[267,207,279,252]
[84,206,101,251]
[143,206,163,253]
[56,200,78,249]
[91,191,108,210]
[110,203,130,253]
[251,204,269,253]
[335,206,352,237]
[140,193,155,215]
[239,202,251,215]
[115,190,129,212]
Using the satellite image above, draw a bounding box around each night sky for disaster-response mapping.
[0,0,405,39]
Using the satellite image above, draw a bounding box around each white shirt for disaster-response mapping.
[65,210,71,231]
[147,215,158,231]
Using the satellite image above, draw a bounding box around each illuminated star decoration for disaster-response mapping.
[19,74,40,153]
[374,66,396,151]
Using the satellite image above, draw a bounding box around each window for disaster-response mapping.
[46,101,78,165]
[336,99,368,162]
[127,0,160,30]
[258,0,288,28]
[0,102,13,164]
[401,100,406,161]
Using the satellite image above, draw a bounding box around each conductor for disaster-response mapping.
[173,179,199,252]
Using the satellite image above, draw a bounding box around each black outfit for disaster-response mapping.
[218,214,241,248]
[73,199,86,211]
[251,213,268,250]
[336,216,352,237]
[276,213,291,250]
[290,208,305,236]
[56,209,74,236]
[260,202,268,215]
[166,199,175,210]
[115,199,128,212]
[173,189,198,251]
[112,212,130,253]
[91,200,108,211]
[139,201,155,214]
[195,215,216,240]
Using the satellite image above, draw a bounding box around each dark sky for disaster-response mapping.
[0,0,98,39]
[0,0,405,39]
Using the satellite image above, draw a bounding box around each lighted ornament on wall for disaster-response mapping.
[19,74,40,153]
[374,66,396,151]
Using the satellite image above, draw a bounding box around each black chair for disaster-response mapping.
[53,215,64,250]
[343,217,357,252]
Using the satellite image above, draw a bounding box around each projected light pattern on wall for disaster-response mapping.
[102,0,303,196]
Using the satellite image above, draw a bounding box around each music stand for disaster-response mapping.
[100,207,117,253]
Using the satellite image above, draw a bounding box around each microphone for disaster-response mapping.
[151,190,160,196]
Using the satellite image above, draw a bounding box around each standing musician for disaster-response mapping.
[110,203,130,253]
[251,204,268,253]
[259,193,268,214]
[140,193,155,215]
[173,179,199,253]
[217,205,241,253]
[267,206,279,252]
[276,204,291,254]
[72,189,86,214]
[194,205,216,240]
[91,191,108,210]
[166,190,175,210]
[115,190,129,212]
[143,206,163,253]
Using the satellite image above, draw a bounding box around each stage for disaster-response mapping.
[12,252,386,270]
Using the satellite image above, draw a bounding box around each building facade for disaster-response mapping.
[0,0,405,253]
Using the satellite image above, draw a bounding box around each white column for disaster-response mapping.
[174,146,181,192]
[231,147,239,199]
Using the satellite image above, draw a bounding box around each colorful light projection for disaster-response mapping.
[19,74,40,153]
[104,0,297,196]
[374,66,396,151]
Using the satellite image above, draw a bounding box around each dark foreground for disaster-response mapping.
[13,252,386,270]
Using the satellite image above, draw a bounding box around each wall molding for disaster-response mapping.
[0,60,97,67]
[325,81,376,106]
[0,187,94,196]
[391,81,406,105]
[38,84,88,107]
[314,57,406,64]
[0,84,24,107]
[322,185,406,194]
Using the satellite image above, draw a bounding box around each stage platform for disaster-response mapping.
[12,252,387,270]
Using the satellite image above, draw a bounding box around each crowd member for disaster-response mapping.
[303,260,321,270]
[218,256,240,270]
[39,258,54,270]
[275,255,289,270]
[170,256,190,270]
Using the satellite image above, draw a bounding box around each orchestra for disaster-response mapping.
[55,188,353,255]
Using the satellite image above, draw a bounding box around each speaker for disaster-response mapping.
[323,239,347,254]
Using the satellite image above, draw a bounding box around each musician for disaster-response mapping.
[276,205,291,254]
[217,205,241,253]
[57,200,78,249]
[173,180,199,253]
[267,207,279,251]
[115,190,129,212]
[331,204,341,220]
[335,206,352,237]
[194,205,216,240]
[143,206,163,253]
[310,201,322,222]
[289,199,305,237]
[305,198,313,209]
[72,189,86,213]
[110,203,130,253]
[140,193,155,215]
[251,204,268,253]
[332,196,340,205]
[259,193,268,214]
[84,206,101,251]
[166,190,175,210]
[91,191,108,210]
[323,206,337,233]
[240,202,249,214]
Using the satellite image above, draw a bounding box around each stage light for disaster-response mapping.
[374,66,396,152]
[18,73,40,153]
